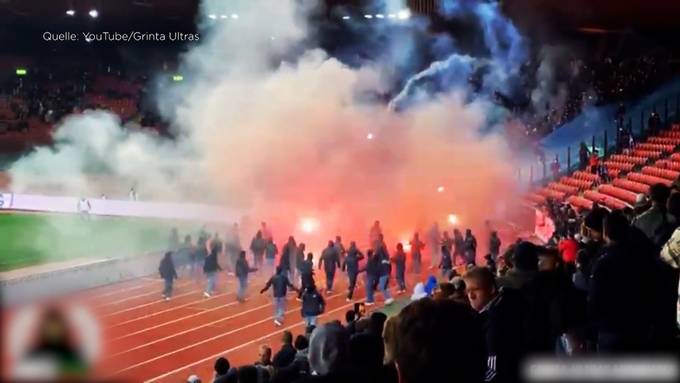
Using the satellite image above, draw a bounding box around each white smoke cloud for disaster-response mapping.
[8,0,521,251]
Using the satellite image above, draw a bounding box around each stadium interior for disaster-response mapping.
[1,1,680,382]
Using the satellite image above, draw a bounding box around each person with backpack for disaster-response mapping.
[235,250,258,303]
[265,238,278,275]
[159,251,178,301]
[297,252,316,301]
[260,266,300,326]
[300,284,325,327]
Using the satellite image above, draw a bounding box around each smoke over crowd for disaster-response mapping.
[8,0,534,248]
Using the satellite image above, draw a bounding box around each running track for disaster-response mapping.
[4,267,426,382]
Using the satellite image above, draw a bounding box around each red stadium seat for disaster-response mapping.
[612,178,650,194]
[573,171,599,182]
[641,166,679,180]
[632,149,662,160]
[626,172,673,187]
[547,182,579,195]
[598,184,638,205]
[636,143,675,152]
[649,136,680,146]
[609,154,647,165]
[655,159,680,172]
[583,190,628,210]
[603,161,635,171]
[537,188,566,201]
[567,195,594,211]
[560,177,593,190]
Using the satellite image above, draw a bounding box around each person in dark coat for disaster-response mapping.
[589,211,664,352]
[367,244,393,306]
[194,230,209,279]
[489,231,501,260]
[453,229,465,265]
[577,207,609,290]
[409,232,425,274]
[174,234,193,271]
[334,236,347,263]
[342,241,364,301]
[464,229,477,265]
[394,299,486,383]
[272,331,296,369]
[364,249,380,306]
[497,241,538,290]
[297,252,316,300]
[484,254,497,275]
[213,357,237,383]
[235,250,258,302]
[319,240,341,293]
[391,243,407,293]
[260,266,299,326]
[249,230,267,270]
[265,238,278,274]
[203,247,222,298]
[159,251,178,301]
[632,183,676,248]
[463,267,526,383]
[279,236,297,280]
[295,242,307,285]
[301,283,325,328]
[439,245,453,279]
[211,232,223,257]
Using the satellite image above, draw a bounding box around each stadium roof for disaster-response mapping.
[0,0,678,32]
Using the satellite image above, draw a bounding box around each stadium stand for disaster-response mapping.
[528,123,680,211]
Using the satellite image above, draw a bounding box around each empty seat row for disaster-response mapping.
[603,161,635,171]
[566,195,594,211]
[648,136,680,146]
[583,191,628,210]
[572,171,599,182]
[609,154,647,165]
[655,159,680,172]
[632,149,662,160]
[641,166,679,181]
[537,188,566,200]
[560,177,593,190]
[598,184,638,205]
[661,131,680,139]
[547,183,579,195]
[612,178,650,194]
[626,172,672,187]
[607,168,622,178]
[636,143,675,152]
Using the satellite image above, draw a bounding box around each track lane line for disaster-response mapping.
[143,298,363,382]
[110,289,349,375]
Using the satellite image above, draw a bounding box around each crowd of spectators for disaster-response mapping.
[522,52,673,138]
[0,60,165,136]
[180,182,679,383]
